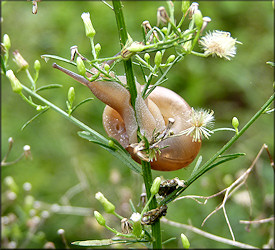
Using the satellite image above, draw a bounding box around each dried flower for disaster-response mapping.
[13,50,29,70]
[23,145,33,160]
[188,2,199,18]
[157,6,170,26]
[180,108,215,142]
[32,0,38,14]
[121,218,132,234]
[200,17,211,34]
[199,30,242,60]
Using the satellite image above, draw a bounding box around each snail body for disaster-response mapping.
[53,63,201,171]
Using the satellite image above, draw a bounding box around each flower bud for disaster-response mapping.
[232,117,239,129]
[95,192,115,213]
[194,10,203,29]
[3,34,11,50]
[81,12,96,38]
[150,177,161,196]
[6,70,23,94]
[161,27,168,36]
[130,212,142,238]
[95,43,101,56]
[232,117,239,134]
[34,60,41,72]
[181,1,190,14]
[144,53,150,63]
[104,64,110,72]
[154,51,162,67]
[94,211,106,226]
[68,87,75,106]
[36,105,42,111]
[166,55,176,64]
[76,57,86,76]
[13,50,29,71]
[108,139,114,148]
[181,233,190,249]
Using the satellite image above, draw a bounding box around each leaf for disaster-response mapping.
[72,239,127,247]
[78,131,114,150]
[35,84,63,93]
[41,54,76,66]
[71,98,94,114]
[190,155,203,177]
[21,107,50,131]
[77,131,142,175]
[218,153,246,159]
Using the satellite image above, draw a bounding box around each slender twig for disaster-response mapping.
[173,144,274,242]
[239,217,274,225]
[161,218,259,249]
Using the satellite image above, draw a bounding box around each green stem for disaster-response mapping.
[112,0,137,106]
[142,161,162,249]
[112,2,162,248]
[161,93,274,204]
[25,68,36,90]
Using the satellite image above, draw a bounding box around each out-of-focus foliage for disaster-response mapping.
[1,1,273,249]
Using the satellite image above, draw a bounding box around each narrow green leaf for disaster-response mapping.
[71,239,126,247]
[71,98,94,114]
[41,54,76,66]
[35,84,63,93]
[190,155,202,177]
[78,131,114,150]
[218,153,246,158]
[77,131,142,175]
[21,107,50,131]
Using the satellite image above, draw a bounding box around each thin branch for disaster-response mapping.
[240,217,274,225]
[174,144,274,242]
[161,218,259,249]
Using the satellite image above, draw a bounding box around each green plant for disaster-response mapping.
[2,1,273,249]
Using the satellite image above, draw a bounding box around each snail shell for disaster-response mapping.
[53,63,201,171]
[103,78,201,171]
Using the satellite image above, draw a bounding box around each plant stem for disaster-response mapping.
[112,0,137,106]
[142,161,162,249]
[112,1,162,248]
[161,93,274,204]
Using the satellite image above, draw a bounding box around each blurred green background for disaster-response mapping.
[1,1,274,249]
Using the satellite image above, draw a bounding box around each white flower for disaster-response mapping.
[199,30,242,60]
[130,212,141,222]
[181,108,215,142]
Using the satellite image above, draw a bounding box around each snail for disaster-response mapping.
[53,63,201,171]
